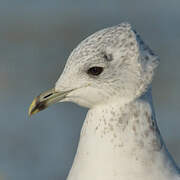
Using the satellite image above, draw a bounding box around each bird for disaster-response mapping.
[29,23,180,180]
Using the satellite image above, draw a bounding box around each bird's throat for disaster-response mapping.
[67,98,177,180]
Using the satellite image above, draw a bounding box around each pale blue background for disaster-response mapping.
[0,0,180,179]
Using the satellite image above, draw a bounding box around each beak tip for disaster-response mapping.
[28,98,39,117]
[28,110,33,117]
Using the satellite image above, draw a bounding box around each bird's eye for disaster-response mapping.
[87,66,104,76]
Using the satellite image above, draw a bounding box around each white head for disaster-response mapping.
[55,23,159,108]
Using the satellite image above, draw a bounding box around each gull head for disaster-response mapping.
[29,23,159,115]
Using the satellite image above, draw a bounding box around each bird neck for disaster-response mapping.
[80,90,164,152]
[67,91,178,180]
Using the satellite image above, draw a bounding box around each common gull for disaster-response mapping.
[29,23,180,180]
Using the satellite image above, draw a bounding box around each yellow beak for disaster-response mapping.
[28,88,72,116]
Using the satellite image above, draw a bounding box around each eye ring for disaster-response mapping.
[87,66,104,76]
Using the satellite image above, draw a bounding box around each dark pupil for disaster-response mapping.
[87,66,103,76]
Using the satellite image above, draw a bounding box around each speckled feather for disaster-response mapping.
[54,23,180,180]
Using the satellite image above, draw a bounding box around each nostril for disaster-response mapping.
[43,93,53,99]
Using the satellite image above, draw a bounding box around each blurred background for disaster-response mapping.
[0,0,180,179]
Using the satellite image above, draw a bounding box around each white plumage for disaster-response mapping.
[54,23,180,180]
